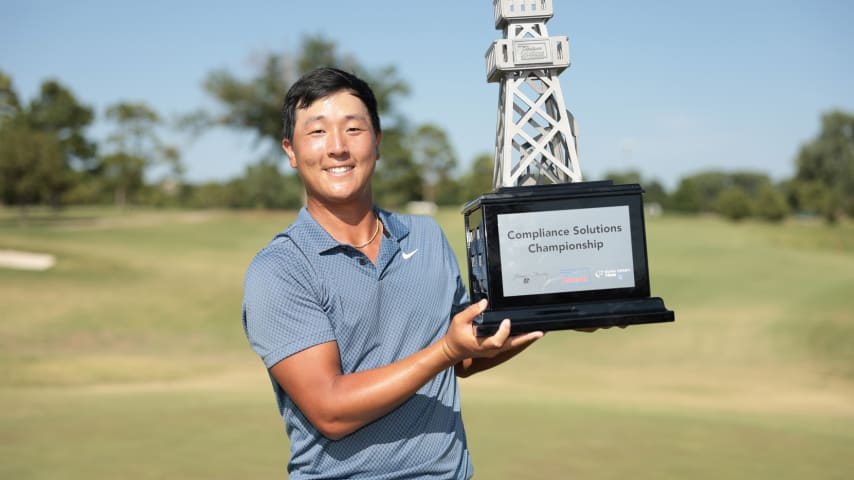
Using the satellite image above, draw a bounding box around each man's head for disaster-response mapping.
[281,67,381,143]
[280,67,382,210]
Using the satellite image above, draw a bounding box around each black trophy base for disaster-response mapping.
[475,297,674,336]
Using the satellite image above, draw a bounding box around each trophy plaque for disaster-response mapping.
[466,1,674,335]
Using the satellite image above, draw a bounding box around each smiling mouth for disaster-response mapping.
[325,166,354,176]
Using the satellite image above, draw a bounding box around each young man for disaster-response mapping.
[242,67,543,479]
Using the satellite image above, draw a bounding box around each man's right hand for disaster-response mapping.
[441,299,543,364]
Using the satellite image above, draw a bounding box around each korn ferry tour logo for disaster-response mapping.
[497,206,636,297]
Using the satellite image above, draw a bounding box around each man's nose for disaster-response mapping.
[327,129,348,156]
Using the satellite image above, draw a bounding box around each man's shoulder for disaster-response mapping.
[246,231,306,278]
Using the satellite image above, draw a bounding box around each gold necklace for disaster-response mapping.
[352,215,381,249]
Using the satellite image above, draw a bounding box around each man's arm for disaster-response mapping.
[269,299,542,440]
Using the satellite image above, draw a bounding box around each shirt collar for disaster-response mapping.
[283,206,410,256]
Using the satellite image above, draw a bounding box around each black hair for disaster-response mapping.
[281,67,381,141]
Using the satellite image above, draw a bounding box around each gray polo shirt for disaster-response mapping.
[243,207,473,479]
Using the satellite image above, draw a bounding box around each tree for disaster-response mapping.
[243,160,304,209]
[604,169,642,185]
[0,70,21,122]
[0,75,94,210]
[192,35,409,151]
[190,35,413,208]
[4,79,98,208]
[0,122,65,215]
[604,169,670,207]
[188,179,247,209]
[679,171,731,212]
[669,177,701,213]
[101,101,181,207]
[716,186,753,221]
[755,183,789,222]
[793,110,854,219]
[786,179,835,222]
[670,170,773,216]
[730,171,773,198]
[100,152,146,207]
[372,126,421,208]
[410,124,457,204]
[459,153,496,202]
[26,80,97,172]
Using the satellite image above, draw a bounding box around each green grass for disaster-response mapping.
[1,207,853,479]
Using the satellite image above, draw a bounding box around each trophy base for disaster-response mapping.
[475,297,674,336]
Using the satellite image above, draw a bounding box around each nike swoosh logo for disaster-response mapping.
[402,249,418,260]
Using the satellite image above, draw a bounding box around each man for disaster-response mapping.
[242,67,543,479]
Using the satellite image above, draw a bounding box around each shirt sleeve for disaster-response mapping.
[242,241,336,369]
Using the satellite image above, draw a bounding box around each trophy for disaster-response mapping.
[463,0,675,335]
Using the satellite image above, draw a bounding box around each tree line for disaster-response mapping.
[2,36,853,223]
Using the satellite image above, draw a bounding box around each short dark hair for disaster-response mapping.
[281,67,381,141]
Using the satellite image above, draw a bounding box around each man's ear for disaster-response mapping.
[375,131,382,160]
[282,138,297,168]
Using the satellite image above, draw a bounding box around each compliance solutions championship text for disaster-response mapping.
[505,223,624,254]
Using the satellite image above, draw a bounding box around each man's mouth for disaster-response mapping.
[325,166,354,176]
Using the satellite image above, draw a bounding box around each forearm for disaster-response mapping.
[300,340,456,440]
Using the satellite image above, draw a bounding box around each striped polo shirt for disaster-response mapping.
[242,207,473,479]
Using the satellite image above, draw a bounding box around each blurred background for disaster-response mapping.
[2,1,853,478]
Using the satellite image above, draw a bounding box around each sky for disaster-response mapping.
[3,0,854,189]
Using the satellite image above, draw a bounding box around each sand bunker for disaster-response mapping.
[0,250,56,271]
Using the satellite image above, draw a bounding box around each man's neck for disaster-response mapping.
[305,198,378,247]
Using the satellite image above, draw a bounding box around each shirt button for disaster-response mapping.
[359,258,367,266]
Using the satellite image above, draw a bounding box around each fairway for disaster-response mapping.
[1,207,853,479]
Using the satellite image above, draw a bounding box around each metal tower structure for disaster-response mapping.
[486,0,582,189]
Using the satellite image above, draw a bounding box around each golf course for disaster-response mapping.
[1,207,852,479]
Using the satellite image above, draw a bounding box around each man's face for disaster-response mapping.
[282,90,381,209]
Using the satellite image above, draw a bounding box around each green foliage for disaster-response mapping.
[197,54,290,148]
[670,170,789,221]
[786,179,838,221]
[604,169,670,207]
[26,79,97,170]
[643,180,669,207]
[193,35,409,150]
[372,126,422,208]
[433,175,463,206]
[242,160,304,209]
[715,185,753,221]
[410,123,458,203]
[458,153,495,201]
[100,101,182,207]
[604,169,643,185]
[100,152,146,206]
[0,122,66,210]
[0,77,96,209]
[104,102,160,152]
[793,110,854,219]
[187,181,244,209]
[755,183,789,222]
[188,34,415,209]
[0,69,21,121]
[669,177,702,212]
